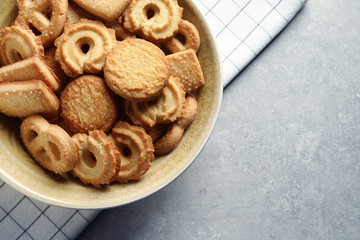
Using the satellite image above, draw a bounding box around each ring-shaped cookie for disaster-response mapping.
[0,25,44,65]
[109,121,154,183]
[125,76,186,128]
[72,130,121,187]
[153,94,197,155]
[125,0,183,41]
[15,0,68,47]
[164,19,200,53]
[20,114,78,173]
[55,19,116,78]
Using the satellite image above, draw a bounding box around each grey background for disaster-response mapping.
[77,0,360,239]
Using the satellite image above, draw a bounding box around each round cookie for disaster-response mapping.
[60,75,118,134]
[104,38,169,102]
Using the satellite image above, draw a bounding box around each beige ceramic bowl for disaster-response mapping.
[0,0,222,209]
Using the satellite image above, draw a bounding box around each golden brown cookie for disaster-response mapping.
[20,114,78,173]
[163,19,200,53]
[0,25,44,65]
[0,80,60,117]
[121,0,183,41]
[104,38,169,101]
[152,94,197,155]
[106,22,136,41]
[43,47,68,90]
[72,0,132,23]
[72,130,121,187]
[166,49,204,92]
[125,76,186,128]
[14,0,68,47]
[60,75,118,134]
[109,121,154,183]
[0,56,60,92]
[55,19,116,78]
[66,1,99,25]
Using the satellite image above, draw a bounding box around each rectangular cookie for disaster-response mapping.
[0,80,60,117]
[166,49,205,92]
[0,56,60,91]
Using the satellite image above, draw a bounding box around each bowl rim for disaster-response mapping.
[0,0,223,209]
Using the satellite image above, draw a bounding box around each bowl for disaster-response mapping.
[0,0,222,209]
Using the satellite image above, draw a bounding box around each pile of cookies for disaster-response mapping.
[0,0,204,187]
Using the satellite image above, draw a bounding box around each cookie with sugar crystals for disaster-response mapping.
[0,80,60,117]
[72,0,131,23]
[166,49,204,92]
[0,56,60,92]
[14,0,68,47]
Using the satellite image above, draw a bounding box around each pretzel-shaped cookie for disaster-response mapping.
[72,130,121,187]
[109,121,154,183]
[125,76,186,128]
[20,114,78,173]
[122,0,183,41]
[164,20,200,53]
[152,94,197,155]
[55,19,116,78]
[15,0,68,47]
[0,25,44,65]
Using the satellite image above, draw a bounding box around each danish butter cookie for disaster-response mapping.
[72,130,121,187]
[15,0,68,47]
[66,1,99,25]
[106,22,136,41]
[164,19,200,53]
[72,0,132,23]
[43,47,68,90]
[0,25,44,65]
[60,75,118,134]
[0,56,60,92]
[20,114,78,173]
[166,49,204,92]
[152,93,197,155]
[125,76,186,128]
[109,121,154,183]
[104,38,169,101]
[0,80,60,117]
[122,0,183,41]
[55,19,116,78]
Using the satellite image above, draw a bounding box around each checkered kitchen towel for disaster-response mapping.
[0,0,306,239]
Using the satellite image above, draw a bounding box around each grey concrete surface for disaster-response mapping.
[77,0,360,239]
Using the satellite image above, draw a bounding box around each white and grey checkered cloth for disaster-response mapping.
[0,0,306,239]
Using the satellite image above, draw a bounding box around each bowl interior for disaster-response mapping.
[0,0,222,209]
